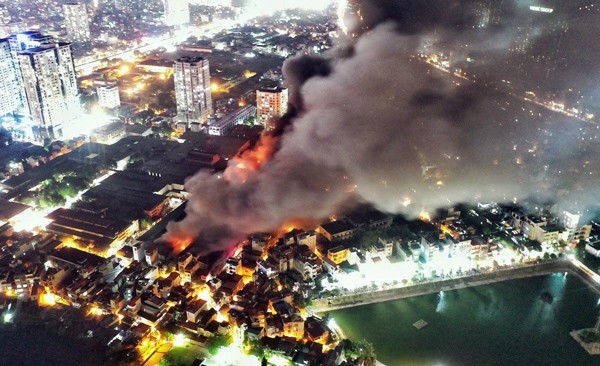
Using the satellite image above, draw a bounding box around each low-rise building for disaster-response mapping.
[208,106,256,136]
[319,220,358,242]
[97,83,121,109]
[187,299,208,323]
[326,246,349,265]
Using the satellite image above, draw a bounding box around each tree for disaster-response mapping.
[207,334,232,355]
[261,357,268,366]
[161,352,188,366]
[341,339,377,365]
[356,340,377,366]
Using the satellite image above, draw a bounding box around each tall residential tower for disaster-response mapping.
[174,56,212,124]
[256,86,288,128]
[0,31,81,140]
[17,41,81,140]
[63,3,91,42]
[163,0,189,27]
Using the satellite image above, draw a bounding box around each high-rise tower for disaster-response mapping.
[17,41,81,140]
[256,86,288,128]
[163,0,189,27]
[63,3,91,42]
[174,56,212,124]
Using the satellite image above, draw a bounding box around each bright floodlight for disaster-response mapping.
[3,312,13,323]
[173,333,187,347]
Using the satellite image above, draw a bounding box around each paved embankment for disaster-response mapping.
[309,260,599,313]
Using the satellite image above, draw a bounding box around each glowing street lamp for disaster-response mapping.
[173,333,187,347]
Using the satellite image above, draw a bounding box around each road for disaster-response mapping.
[75,19,236,74]
[308,260,599,313]
[143,341,173,366]
[421,57,592,123]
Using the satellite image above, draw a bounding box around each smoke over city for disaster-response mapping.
[164,0,600,251]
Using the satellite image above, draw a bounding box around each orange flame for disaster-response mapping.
[224,134,277,184]
[419,209,431,222]
[169,235,193,254]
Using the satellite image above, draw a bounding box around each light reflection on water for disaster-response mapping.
[435,291,446,313]
[330,275,599,366]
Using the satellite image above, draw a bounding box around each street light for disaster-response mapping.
[173,333,187,347]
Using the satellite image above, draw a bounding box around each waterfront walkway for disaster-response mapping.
[309,260,600,313]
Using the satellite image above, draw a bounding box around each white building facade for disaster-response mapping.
[0,39,21,116]
[174,56,212,124]
[163,0,189,26]
[17,42,81,140]
[63,3,91,42]
[97,84,121,109]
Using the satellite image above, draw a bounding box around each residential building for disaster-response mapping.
[559,210,592,243]
[16,36,81,140]
[319,220,358,242]
[470,237,491,259]
[0,4,10,38]
[63,3,91,42]
[187,299,208,323]
[163,0,189,26]
[256,86,288,127]
[97,83,120,109]
[1,32,56,124]
[446,237,471,258]
[371,238,394,258]
[292,246,322,281]
[296,231,317,252]
[420,235,440,262]
[327,246,349,265]
[208,105,256,136]
[0,39,22,116]
[175,56,212,124]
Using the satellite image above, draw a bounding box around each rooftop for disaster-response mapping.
[0,199,30,221]
[320,220,356,235]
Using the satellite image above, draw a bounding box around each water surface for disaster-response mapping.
[330,274,600,366]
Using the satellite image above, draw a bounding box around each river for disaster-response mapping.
[330,273,600,366]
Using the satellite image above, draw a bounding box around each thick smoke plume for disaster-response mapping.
[164,0,600,251]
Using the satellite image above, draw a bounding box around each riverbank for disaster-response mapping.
[309,260,600,313]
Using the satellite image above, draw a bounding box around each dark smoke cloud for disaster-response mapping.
[282,55,332,110]
[164,1,600,250]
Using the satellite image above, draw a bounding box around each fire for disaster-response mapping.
[276,218,316,238]
[224,134,277,184]
[169,235,193,254]
[440,224,458,239]
[419,209,431,222]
